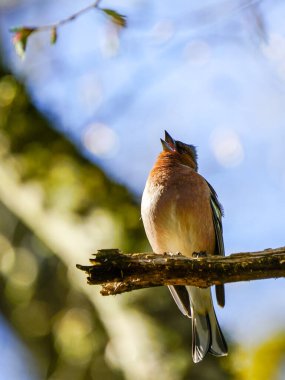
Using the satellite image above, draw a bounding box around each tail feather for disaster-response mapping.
[208,308,228,356]
[189,286,228,363]
[192,312,211,363]
[192,308,227,362]
[168,285,227,362]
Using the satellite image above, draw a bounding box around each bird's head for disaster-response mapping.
[160,131,198,171]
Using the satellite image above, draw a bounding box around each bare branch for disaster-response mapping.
[35,1,103,31]
[76,247,285,296]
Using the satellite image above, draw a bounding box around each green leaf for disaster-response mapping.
[101,8,127,28]
[10,27,36,59]
[50,27,57,45]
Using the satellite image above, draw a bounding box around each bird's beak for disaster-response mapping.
[160,138,173,152]
[164,131,176,150]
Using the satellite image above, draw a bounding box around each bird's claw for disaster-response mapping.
[192,251,207,258]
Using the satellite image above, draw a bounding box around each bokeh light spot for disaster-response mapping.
[0,76,17,107]
[0,235,15,275]
[183,40,211,65]
[10,248,38,288]
[53,308,94,365]
[83,122,119,158]
[262,33,285,82]
[12,301,51,338]
[77,73,103,115]
[4,248,38,304]
[262,33,285,62]
[150,20,175,45]
[210,128,244,167]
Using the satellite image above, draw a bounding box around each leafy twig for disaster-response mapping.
[10,0,126,58]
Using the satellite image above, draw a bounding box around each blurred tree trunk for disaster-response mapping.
[0,65,168,380]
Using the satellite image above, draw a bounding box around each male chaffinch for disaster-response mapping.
[141,131,228,363]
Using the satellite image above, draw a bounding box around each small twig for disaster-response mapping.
[30,1,102,32]
[10,1,126,58]
[76,246,285,296]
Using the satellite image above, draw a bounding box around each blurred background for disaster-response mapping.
[1,0,285,379]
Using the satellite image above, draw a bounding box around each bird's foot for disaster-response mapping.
[192,251,207,258]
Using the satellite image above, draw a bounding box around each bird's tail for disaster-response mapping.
[168,285,228,362]
[190,288,228,363]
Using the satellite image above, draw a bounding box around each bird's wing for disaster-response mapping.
[206,180,225,307]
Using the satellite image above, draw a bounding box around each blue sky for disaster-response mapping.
[1,0,285,364]
[0,315,38,380]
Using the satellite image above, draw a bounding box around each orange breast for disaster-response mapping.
[141,157,215,257]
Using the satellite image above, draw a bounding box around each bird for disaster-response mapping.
[141,131,228,363]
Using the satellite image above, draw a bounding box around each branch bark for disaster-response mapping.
[76,247,285,295]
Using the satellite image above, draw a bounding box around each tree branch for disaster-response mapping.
[76,247,285,296]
